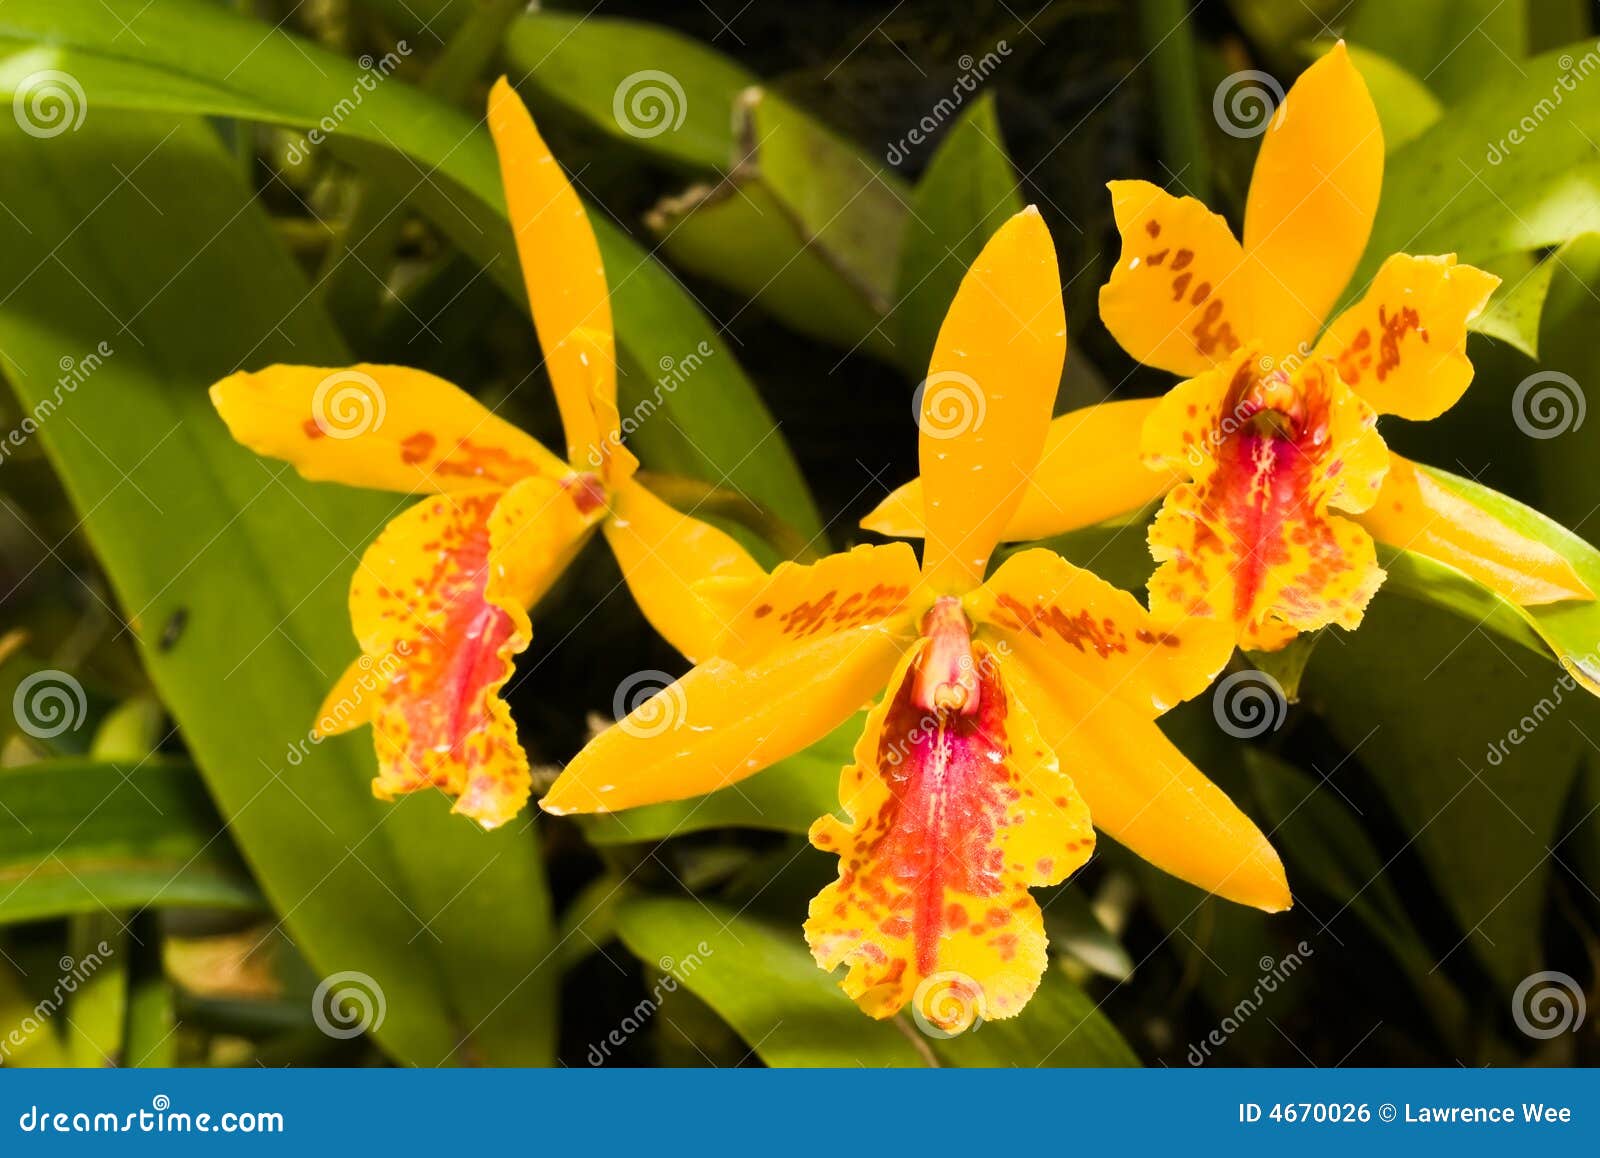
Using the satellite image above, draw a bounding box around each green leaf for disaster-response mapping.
[926,966,1139,1066]
[0,759,260,923]
[578,714,858,845]
[1358,41,1600,291]
[1243,631,1322,701]
[1348,0,1527,105]
[1376,545,1546,658]
[1526,231,1600,533]
[1304,589,1591,990]
[357,1,757,171]
[507,11,756,172]
[0,109,556,1065]
[0,0,821,538]
[647,88,910,360]
[1333,43,1444,153]
[1244,748,1468,1044]
[1471,249,1552,357]
[1041,887,1136,983]
[65,916,127,1067]
[1409,464,1600,696]
[613,896,930,1066]
[123,912,176,1067]
[893,93,1024,378]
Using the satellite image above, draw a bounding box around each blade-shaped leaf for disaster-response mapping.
[1470,249,1552,357]
[507,11,756,171]
[0,109,555,1065]
[357,0,756,171]
[1244,748,1468,1044]
[1333,43,1443,153]
[0,0,821,537]
[646,88,910,360]
[0,759,261,924]
[1408,463,1600,696]
[612,896,930,1067]
[1525,231,1600,534]
[1304,589,1591,990]
[1348,0,1526,104]
[1358,41,1600,291]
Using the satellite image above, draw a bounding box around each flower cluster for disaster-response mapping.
[215,53,1594,1027]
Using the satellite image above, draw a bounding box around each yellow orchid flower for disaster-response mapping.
[210,79,760,829]
[865,43,1592,653]
[542,208,1289,1028]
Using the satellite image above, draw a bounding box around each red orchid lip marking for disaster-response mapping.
[912,596,980,715]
